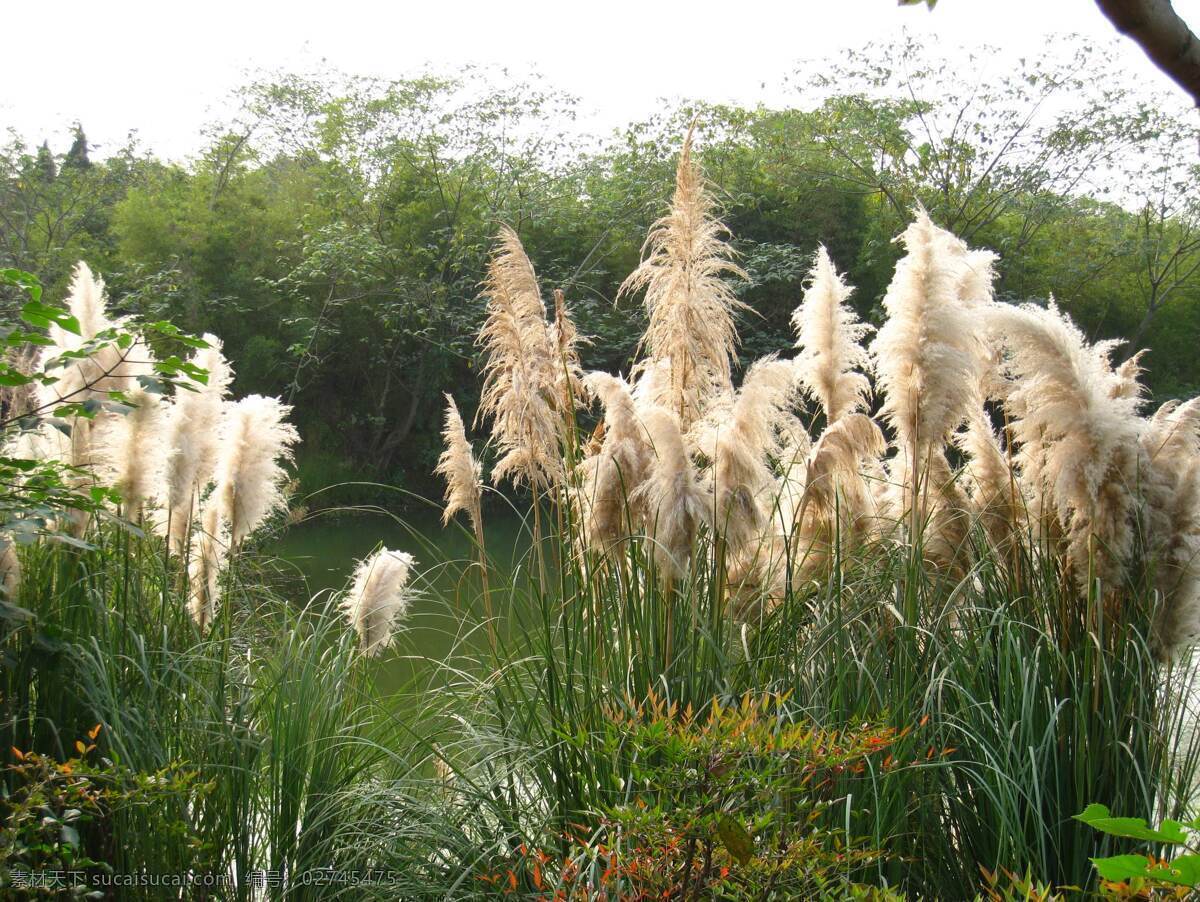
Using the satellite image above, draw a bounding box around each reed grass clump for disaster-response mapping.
[421,130,1200,897]
[6,265,302,629]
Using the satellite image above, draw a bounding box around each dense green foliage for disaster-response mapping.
[4,38,1198,502]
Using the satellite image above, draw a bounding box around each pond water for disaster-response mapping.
[268,504,530,691]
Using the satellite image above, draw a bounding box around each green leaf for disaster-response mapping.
[1,268,42,302]
[717,814,754,865]
[20,299,79,335]
[0,369,34,386]
[1147,853,1200,887]
[135,375,166,394]
[1074,804,1188,844]
[1092,854,1154,882]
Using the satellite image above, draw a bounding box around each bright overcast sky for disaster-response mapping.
[3,0,1197,160]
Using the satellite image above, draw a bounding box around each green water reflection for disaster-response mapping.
[270,506,529,691]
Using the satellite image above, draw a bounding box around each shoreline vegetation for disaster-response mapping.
[4,61,1200,900]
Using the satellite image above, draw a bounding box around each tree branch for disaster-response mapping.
[1096,0,1200,107]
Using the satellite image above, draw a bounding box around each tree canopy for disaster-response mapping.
[3,38,1197,501]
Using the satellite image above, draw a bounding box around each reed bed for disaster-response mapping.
[2,130,1200,898]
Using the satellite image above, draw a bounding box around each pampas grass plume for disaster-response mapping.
[213,394,299,545]
[620,127,746,429]
[871,210,987,460]
[793,246,871,423]
[341,548,416,656]
[631,405,710,581]
[478,226,562,489]
[0,538,20,599]
[578,371,653,552]
[187,502,225,631]
[436,394,482,529]
[985,300,1142,586]
[161,334,233,551]
[94,385,166,521]
[694,356,797,557]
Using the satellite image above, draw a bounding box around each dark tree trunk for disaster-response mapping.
[1097,0,1200,107]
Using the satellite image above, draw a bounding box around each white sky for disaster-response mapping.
[2,0,1196,160]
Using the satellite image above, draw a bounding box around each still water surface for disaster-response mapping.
[269,506,529,689]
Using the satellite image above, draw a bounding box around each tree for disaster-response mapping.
[0,131,140,309]
[900,0,1200,108]
[63,123,91,170]
[34,142,55,183]
[1114,108,1200,355]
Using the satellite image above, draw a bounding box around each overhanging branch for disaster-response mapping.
[1096,0,1200,106]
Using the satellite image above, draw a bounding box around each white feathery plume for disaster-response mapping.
[771,427,812,543]
[869,212,992,571]
[620,127,747,430]
[36,263,157,538]
[340,548,416,656]
[693,357,797,562]
[1109,349,1149,403]
[789,413,887,579]
[985,300,1143,588]
[37,264,117,476]
[630,405,710,581]
[212,395,299,545]
[631,357,673,410]
[187,502,225,631]
[436,394,482,530]
[159,334,233,552]
[870,211,990,477]
[0,538,20,599]
[957,248,999,307]
[63,262,111,342]
[954,409,1021,551]
[41,263,155,404]
[477,226,562,490]
[577,371,654,553]
[549,288,585,416]
[792,246,872,423]
[1140,397,1200,655]
[39,262,112,409]
[92,386,166,522]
